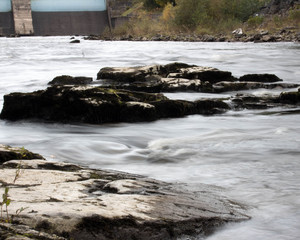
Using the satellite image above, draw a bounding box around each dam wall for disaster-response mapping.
[0,0,109,36]
[11,0,34,35]
[0,0,14,35]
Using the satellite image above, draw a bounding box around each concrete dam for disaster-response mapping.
[0,0,110,36]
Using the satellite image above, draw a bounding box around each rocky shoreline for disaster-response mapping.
[0,145,249,240]
[84,28,300,43]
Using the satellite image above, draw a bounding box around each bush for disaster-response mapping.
[172,0,266,31]
[247,15,264,28]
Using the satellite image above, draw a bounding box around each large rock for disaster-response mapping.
[97,63,234,84]
[0,86,229,124]
[0,144,44,165]
[0,159,250,240]
[97,63,297,93]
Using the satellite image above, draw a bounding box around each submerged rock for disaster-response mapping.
[0,85,229,123]
[0,159,250,240]
[0,144,44,165]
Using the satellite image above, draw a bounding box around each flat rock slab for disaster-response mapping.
[0,160,250,240]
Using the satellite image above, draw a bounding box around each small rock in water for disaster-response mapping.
[48,75,93,85]
[70,39,80,44]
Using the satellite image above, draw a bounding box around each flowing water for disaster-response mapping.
[0,37,299,239]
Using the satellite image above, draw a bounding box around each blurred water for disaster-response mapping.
[0,37,299,239]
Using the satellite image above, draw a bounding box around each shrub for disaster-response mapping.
[247,15,264,28]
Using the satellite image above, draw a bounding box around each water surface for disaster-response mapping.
[0,37,299,240]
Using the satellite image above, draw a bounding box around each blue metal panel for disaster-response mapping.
[0,0,12,12]
[31,0,106,12]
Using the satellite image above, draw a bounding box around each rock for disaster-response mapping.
[97,63,234,84]
[262,35,276,42]
[212,81,264,93]
[97,62,196,82]
[231,94,276,110]
[0,85,230,124]
[212,81,299,93]
[0,144,44,165]
[0,222,64,240]
[97,65,162,82]
[167,66,235,83]
[0,159,250,240]
[232,28,244,37]
[239,74,282,83]
[70,40,80,44]
[278,91,300,104]
[48,75,93,86]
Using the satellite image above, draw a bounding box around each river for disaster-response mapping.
[0,37,299,239]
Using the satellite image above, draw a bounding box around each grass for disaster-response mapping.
[0,161,27,223]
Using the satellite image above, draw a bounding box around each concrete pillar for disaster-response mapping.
[11,0,34,35]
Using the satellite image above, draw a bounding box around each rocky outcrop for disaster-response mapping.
[97,63,234,84]
[1,63,300,124]
[0,85,229,123]
[97,63,297,93]
[0,144,44,165]
[0,159,250,240]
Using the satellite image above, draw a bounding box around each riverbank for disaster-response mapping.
[84,27,300,42]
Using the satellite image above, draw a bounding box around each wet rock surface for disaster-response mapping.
[1,63,299,124]
[0,159,250,240]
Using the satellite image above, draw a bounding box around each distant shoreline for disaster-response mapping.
[84,30,300,43]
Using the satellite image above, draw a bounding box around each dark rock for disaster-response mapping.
[48,75,93,85]
[230,94,277,110]
[0,86,231,124]
[167,66,235,83]
[278,91,300,104]
[212,81,264,93]
[239,74,282,83]
[0,144,44,165]
[70,40,80,44]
